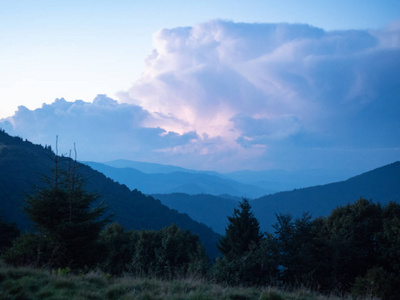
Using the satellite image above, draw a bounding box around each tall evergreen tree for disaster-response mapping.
[214,199,271,286]
[23,150,109,269]
[217,199,263,258]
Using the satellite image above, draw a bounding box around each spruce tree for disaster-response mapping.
[214,199,269,286]
[217,199,263,258]
[23,147,109,269]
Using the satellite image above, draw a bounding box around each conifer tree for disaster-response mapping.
[214,199,270,286]
[23,145,109,269]
[217,199,263,258]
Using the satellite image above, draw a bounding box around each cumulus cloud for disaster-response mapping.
[0,95,198,163]
[122,20,400,170]
[2,20,400,171]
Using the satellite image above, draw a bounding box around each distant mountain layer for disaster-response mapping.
[105,159,198,174]
[223,168,360,192]
[0,130,221,259]
[100,159,362,194]
[84,161,272,198]
[153,162,400,234]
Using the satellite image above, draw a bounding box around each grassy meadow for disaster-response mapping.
[0,262,363,300]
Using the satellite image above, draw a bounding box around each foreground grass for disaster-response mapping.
[0,264,354,300]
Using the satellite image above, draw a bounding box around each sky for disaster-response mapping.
[1,1,400,173]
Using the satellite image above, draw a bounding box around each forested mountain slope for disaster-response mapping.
[0,130,221,258]
[154,162,400,233]
[252,161,400,229]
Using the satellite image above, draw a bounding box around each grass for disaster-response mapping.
[0,264,359,300]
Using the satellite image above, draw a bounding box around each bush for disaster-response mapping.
[2,234,41,267]
[352,267,400,300]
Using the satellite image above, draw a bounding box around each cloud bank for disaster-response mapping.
[2,20,400,171]
[1,95,198,163]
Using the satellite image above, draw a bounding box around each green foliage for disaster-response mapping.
[213,239,277,286]
[129,224,210,278]
[98,223,132,275]
[325,198,383,290]
[265,199,400,292]
[217,199,263,258]
[214,199,274,286]
[5,152,110,270]
[2,234,41,266]
[57,267,71,276]
[158,224,209,278]
[99,223,209,279]
[272,213,331,287]
[376,201,400,274]
[214,197,400,294]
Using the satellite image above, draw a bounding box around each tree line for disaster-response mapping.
[1,156,399,299]
[213,198,400,299]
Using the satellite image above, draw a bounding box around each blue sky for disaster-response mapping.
[1,1,400,172]
[1,0,399,118]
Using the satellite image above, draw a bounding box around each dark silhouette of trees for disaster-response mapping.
[3,148,109,270]
[23,176,108,269]
[212,197,400,297]
[99,223,209,278]
[272,212,327,285]
[98,222,132,275]
[324,198,382,290]
[217,199,263,258]
[214,199,272,286]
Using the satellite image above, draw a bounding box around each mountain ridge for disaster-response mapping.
[0,130,221,258]
[85,159,363,198]
[153,161,400,234]
[84,161,273,198]
[251,160,400,229]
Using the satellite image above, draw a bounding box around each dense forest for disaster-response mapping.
[1,130,400,299]
[212,199,400,298]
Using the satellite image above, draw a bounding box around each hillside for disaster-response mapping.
[0,130,221,258]
[252,161,400,230]
[153,162,400,233]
